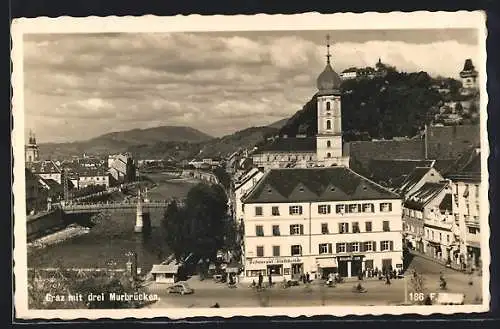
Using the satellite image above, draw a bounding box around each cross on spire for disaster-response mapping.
[326,34,332,64]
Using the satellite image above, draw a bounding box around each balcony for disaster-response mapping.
[465,218,480,228]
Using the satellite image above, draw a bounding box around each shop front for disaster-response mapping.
[244,256,303,282]
[316,257,337,279]
[336,255,365,278]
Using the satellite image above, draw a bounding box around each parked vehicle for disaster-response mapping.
[167,282,194,295]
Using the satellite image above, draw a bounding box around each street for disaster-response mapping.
[144,254,483,308]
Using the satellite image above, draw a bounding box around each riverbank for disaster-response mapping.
[28,224,90,251]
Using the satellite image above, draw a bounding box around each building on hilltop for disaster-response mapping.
[340,67,358,80]
[459,58,479,94]
[252,36,349,171]
[25,130,40,164]
[240,166,403,282]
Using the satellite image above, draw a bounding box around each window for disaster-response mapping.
[336,205,345,214]
[327,140,331,148]
[382,221,390,232]
[256,246,264,257]
[336,243,346,253]
[447,235,450,243]
[362,203,374,212]
[326,101,331,111]
[431,231,434,240]
[318,205,331,214]
[291,245,302,256]
[272,246,280,257]
[364,241,373,252]
[289,205,303,215]
[380,240,393,251]
[321,223,329,234]
[290,224,304,235]
[352,222,360,233]
[365,221,372,232]
[348,204,361,213]
[255,225,264,236]
[319,243,332,254]
[272,225,280,236]
[326,120,331,130]
[468,227,479,234]
[339,222,349,234]
[439,233,442,242]
[327,152,331,158]
[351,242,360,252]
[255,206,263,216]
[272,206,280,216]
[380,203,392,212]
[475,185,479,198]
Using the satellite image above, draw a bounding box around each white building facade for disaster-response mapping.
[241,167,403,283]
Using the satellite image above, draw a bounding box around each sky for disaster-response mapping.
[23,29,480,143]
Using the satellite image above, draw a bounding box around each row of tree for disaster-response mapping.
[162,183,237,265]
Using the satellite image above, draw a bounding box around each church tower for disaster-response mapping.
[316,36,349,167]
[25,130,40,163]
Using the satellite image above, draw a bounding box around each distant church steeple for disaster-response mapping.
[25,130,39,163]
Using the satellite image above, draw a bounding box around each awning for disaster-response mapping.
[316,257,337,268]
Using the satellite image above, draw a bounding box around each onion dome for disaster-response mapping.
[316,35,341,95]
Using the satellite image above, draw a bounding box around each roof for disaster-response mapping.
[243,167,400,203]
[433,159,457,175]
[342,67,358,73]
[317,62,342,94]
[462,59,476,72]
[28,160,61,174]
[255,137,316,153]
[235,168,263,190]
[367,159,434,188]
[445,172,481,183]
[444,148,481,182]
[439,194,453,213]
[151,264,180,274]
[399,167,435,196]
[403,182,448,211]
[39,178,62,190]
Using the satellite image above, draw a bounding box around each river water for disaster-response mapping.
[28,173,198,273]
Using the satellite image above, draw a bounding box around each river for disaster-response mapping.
[27,173,199,272]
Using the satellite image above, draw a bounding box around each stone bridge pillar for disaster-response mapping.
[134,190,143,233]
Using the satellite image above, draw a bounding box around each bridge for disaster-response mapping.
[60,199,185,214]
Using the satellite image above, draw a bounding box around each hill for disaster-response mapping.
[197,126,279,158]
[267,118,289,129]
[38,126,213,159]
[280,71,445,140]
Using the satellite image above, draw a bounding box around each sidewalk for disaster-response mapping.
[409,250,470,273]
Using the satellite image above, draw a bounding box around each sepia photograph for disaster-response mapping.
[11,11,489,319]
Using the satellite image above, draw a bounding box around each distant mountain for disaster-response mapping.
[38,126,213,159]
[267,118,289,129]
[196,126,279,159]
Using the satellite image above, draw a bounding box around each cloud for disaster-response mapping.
[22,31,480,143]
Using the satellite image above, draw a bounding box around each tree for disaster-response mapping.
[163,183,230,264]
[213,166,231,191]
[163,200,188,262]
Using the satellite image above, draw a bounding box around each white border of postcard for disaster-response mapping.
[12,11,490,319]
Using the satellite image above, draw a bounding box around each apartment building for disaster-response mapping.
[446,149,482,270]
[241,167,403,283]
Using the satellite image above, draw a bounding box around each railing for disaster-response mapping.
[60,199,184,213]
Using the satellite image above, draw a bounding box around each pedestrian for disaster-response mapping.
[258,273,263,288]
[302,274,306,284]
[393,269,397,279]
[306,272,310,283]
[385,272,391,285]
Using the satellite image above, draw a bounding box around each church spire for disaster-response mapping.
[326,34,332,64]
